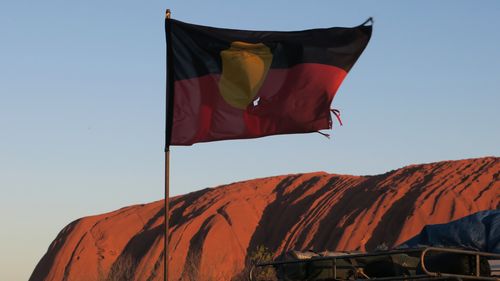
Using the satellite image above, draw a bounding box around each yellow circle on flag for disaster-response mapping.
[219,41,273,109]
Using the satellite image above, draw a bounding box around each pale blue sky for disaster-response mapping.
[1,1,499,280]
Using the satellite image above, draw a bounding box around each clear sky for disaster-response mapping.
[1,1,499,280]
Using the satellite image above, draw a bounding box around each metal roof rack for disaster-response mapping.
[251,247,500,281]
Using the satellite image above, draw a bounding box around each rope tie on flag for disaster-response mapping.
[317,109,343,139]
[360,17,374,26]
[331,109,343,126]
[317,131,331,139]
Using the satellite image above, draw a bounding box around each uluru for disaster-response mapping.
[29,157,499,281]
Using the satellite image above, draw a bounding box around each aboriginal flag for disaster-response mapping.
[165,18,372,146]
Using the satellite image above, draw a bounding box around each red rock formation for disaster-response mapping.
[30,157,499,281]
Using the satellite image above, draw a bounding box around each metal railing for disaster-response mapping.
[251,247,500,281]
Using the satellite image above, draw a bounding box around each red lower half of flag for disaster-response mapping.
[171,63,347,145]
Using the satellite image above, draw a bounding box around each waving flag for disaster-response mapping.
[165,18,372,146]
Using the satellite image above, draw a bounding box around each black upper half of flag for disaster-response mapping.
[167,19,372,81]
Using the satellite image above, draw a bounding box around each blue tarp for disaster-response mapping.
[398,210,500,254]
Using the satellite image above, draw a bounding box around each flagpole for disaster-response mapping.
[164,149,170,281]
[164,8,172,281]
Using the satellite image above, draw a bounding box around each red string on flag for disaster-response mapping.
[331,109,343,126]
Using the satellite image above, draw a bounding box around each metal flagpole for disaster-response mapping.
[164,8,172,281]
[164,149,170,281]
